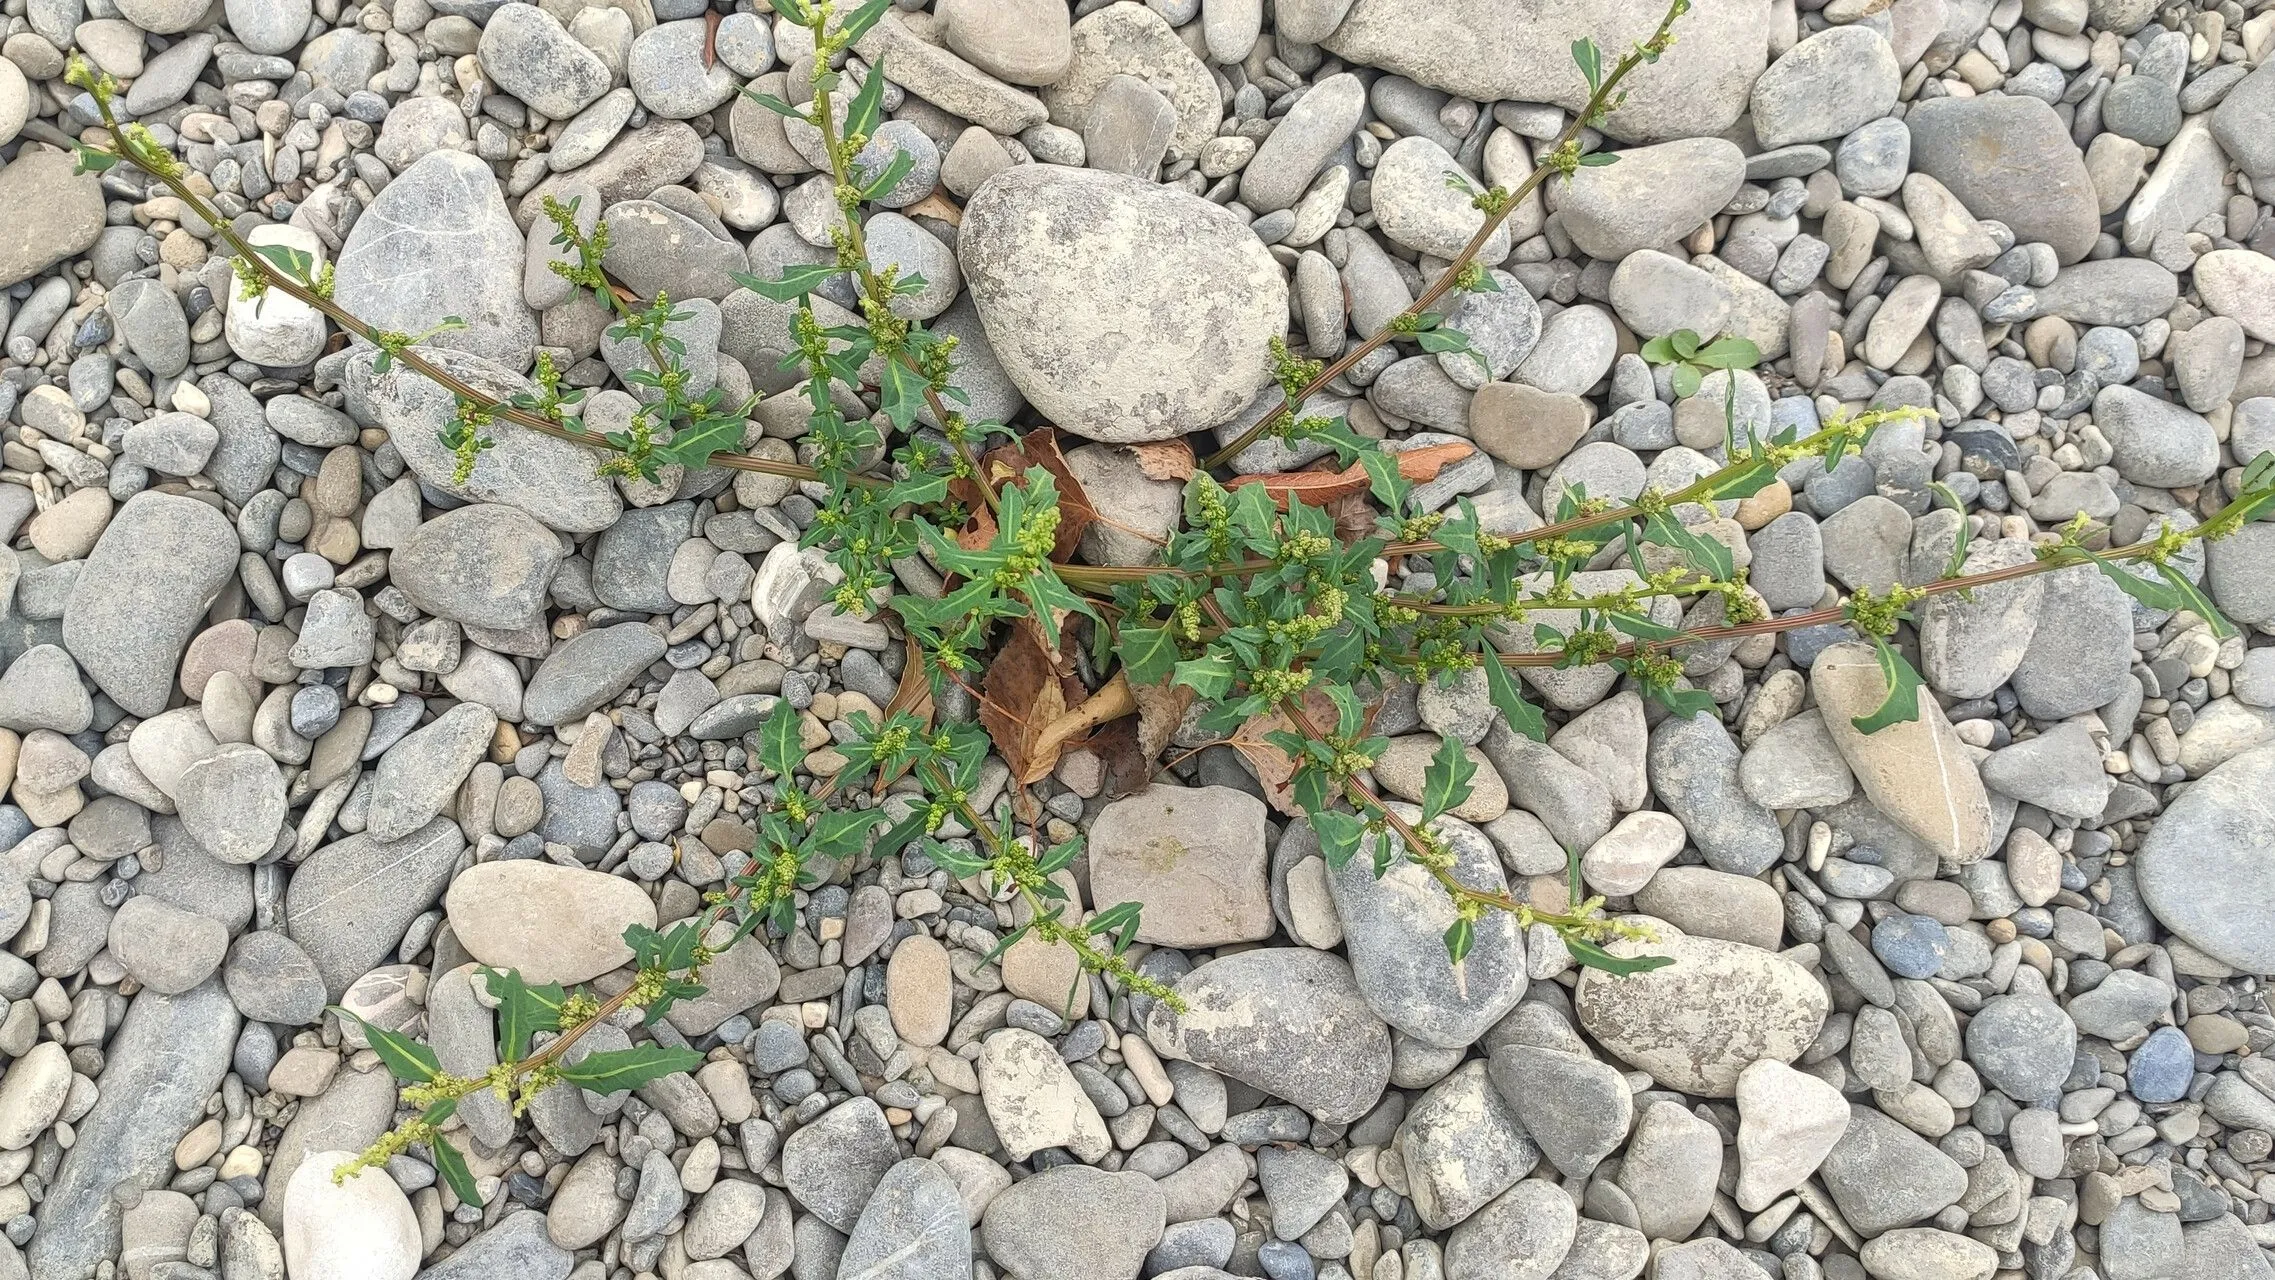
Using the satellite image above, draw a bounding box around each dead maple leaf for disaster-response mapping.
[1227,684,1372,816]
[1225,440,1474,509]
[950,427,1097,560]
[1127,439,1196,482]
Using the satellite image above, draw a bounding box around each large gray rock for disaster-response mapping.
[1815,1107,1968,1236]
[477,5,612,124]
[30,982,238,1280]
[416,1209,572,1280]
[2136,742,2275,972]
[1552,138,1747,262]
[391,505,565,629]
[1749,26,1899,149]
[979,1165,1165,1280]
[0,150,104,289]
[1906,95,2099,262]
[62,493,238,718]
[1329,809,1525,1049]
[2094,385,2219,487]
[334,151,539,372]
[522,623,668,727]
[958,162,1286,442]
[1647,713,1785,876]
[837,1160,974,1280]
[351,347,622,534]
[1145,948,1392,1123]
[1321,0,1771,143]
[284,818,467,999]
[1573,921,1829,1097]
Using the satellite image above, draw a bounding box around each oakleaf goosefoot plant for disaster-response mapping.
[64,0,2275,1197]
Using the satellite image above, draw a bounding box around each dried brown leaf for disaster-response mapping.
[1229,685,1371,816]
[1127,439,1196,482]
[977,621,1068,788]
[950,428,1097,562]
[1225,440,1475,510]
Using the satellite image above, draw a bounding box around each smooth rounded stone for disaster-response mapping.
[1041,2,1213,157]
[2011,564,2133,721]
[1613,1098,1720,1242]
[1648,713,1784,877]
[2127,1026,2195,1104]
[883,934,952,1050]
[939,0,1072,85]
[1750,26,1900,150]
[1965,993,2077,1105]
[628,20,736,118]
[0,59,23,149]
[1486,1041,1630,1181]
[1444,1178,1578,1280]
[1837,117,1911,199]
[0,148,103,290]
[1816,1107,1968,1236]
[521,623,668,726]
[366,703,497,842]
[283,1151,420,1280]
[228,0,311,53]
[1088,785,1271,946]
[1082,74,1176,178]
[2194,249,2275,343]
[1241,73,1366,213]
[2102,72,2181,146]
[110,280,191,381]
[418,1211,572,1280]
[1918,538,2044,700]
[335,152,538,372]
[979,1027,1110,1162]
[1977,722,2111,821]
[1579,810,1686,897]
[1512,303,1617,396]
[226,226,332,368]
[0,1041,70,1151]
[1555,138,1745,263]
[1608,250,1733,340]
[1145,948,1391,1124]
[0,645,93,735]
[1734,1059,1850,1211]
[2090,385,2217,487]
[120,411,215,477]
[1737,707,1855,811]
[1809,642,1994,866]
[1574,921,1829,1097]
[286,819,466,1000]
[1322,0,1767,144]
[31,983,238,1278]
[1331,809,1525,1049]
[222,931,326,1025]
[1858,1228,1997,1280]
[445,860,657,985]
[1632,868,1782,953]
[1906,95,2098,264]
[837,1158,972,1280]
[391,504,563,630]
[959,165,1285,444]
[1435,270,1541,391]
[61,492,236,719]
[1395,1060,1540,1231]
[1371,136,1511,262]
[375,95,470,173]
[175,742,288,865]
[479,4,612,119]
[2136,741,2275,971]
[107,895,227,995]
[980,1165,1165,1280]
[1871,913,1952,979]
[2066,968,2172,1043]
[2017,258,2179,329]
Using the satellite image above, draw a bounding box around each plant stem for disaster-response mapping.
[1198,0,1692,472]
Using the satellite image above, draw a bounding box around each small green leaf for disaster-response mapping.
[1566,937,1677,976]
[1646,682,1719,720]
[1117,624,1180,686]
[773,0,813,22]
[2091,554,2180,614]
[1570,36,1604,90]
[858,147,919,201]
[1412,325,1476,355]
[845,59,888,142]
[758,699,804,779]
[656,412,745,474]
[738,89,809,121]
[329,1008,439,1083]
[1481,654,1548,742]
[1361,449,1410,514]
[1851,635,1926,734]
[1311,810,1367,869]
[808,809,884,857]
[1694,336,1761,370]
[1670,330,1700,361]
[249,242,317,284]
[1419,735,1476,825]
[731,263,841,303]
[878,357,930,431]
[1173,654,1236,701]
[838,0,894,42]
[1669,363,1702,399]
[1930,482,1972,581]
[483,969,566,1065]
[925,838,991,881]
[1607,609,1678,642]
[1086,900,1145,954]
[73,145,118,175]
[1443,917,1475,965]
[1643,511,1734,581]
[1575,151,1620,167]
[1639,335,1677,364]
[559,1044,706,1094]
[431,1135,481,1206]
[625,921,703,973]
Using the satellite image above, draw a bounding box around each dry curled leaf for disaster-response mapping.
[1127,439,1196,482]
[1228,684,1373,816]
[950,427,1097,559]
[1225,441,1475,509]
[898,190,964,225]
[977,620,1072,788]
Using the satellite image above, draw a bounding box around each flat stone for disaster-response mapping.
[1810,641,1994,867]
[1088,785,1272,947]
[335,151,538,371]
[1906,95,2099,263]
[1573,920,1829,1097]
[0,150,103,289]
[1145,948,1391,1123]
[284,818,466,999]
[391,505,564,629]
[446,860,658,985]
[2136,742,2275,972]
[62,493,237,718]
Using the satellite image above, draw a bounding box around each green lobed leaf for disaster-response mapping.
[1851,635,1926,734]
[249,242,316,284]
[655,411,745,474]
[330,1008,439,1082]
[1694,336,1761,370]
[877,357,931,432]
[559,1044,706,1094]
[732,264,840,303]
[1442,918,1475,965]
[1360,449,1410,514]
[1565,937,1677,976]
[1173,654,1235,701]
[808,809,885,858]
[431,1135,481,1206]
[1480,653,1548,742]
[625,921,702,973]
[1311,810,1368,869]
[2156,561,2235,639]
[1419,735,1476,826]
[758,698,804,779]
[1117,624,1180,686]
[925,838,991,881]
[483,970,566,1065]
[1412,325,1476,355]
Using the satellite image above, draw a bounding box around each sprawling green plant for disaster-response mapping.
[65,0,2275,1196]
